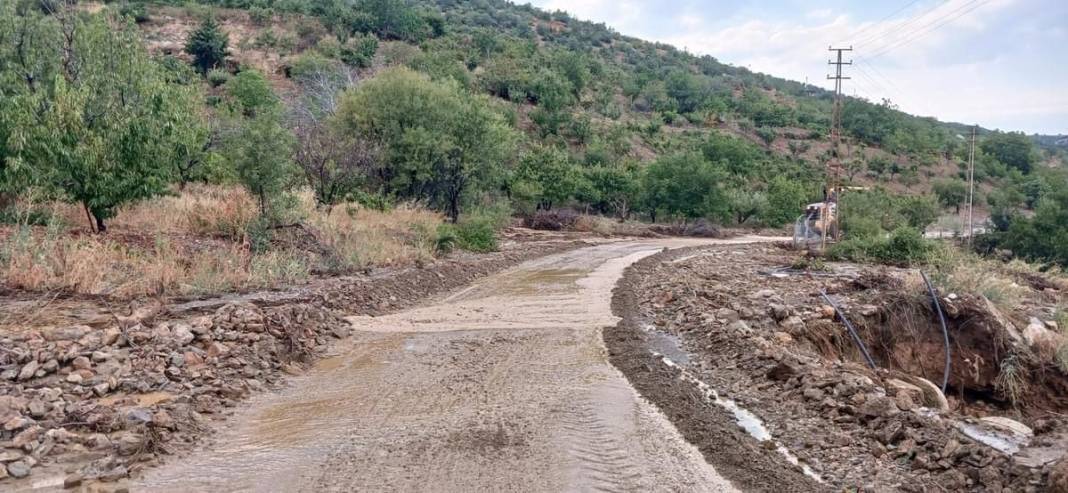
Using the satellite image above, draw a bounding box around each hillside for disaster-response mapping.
[2,0,1064,261]
[124,0,1059,207]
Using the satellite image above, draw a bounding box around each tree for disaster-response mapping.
[226,111,298,218]
[702,132,761,175]
[226,70,279,117]
[762,176,810,227]
[0,6,202,231]
[335,67,517,221]
[641,153,729,222]
[514,145,581,211]
[727,189,768,225]
[933,179,968,213]
[583,164,640,220]
[980,131,1037,174]
[184,16,230,74]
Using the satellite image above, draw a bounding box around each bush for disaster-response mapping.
[206,68,231,87]
[828,227,936,265]
[523,209,579,231]
[248,6,273,26]
[118,2,149,23]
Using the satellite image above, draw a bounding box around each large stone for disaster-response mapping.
[779,315,805,332]
[115,433,144,456]
[44,325,90,342]
[17,360,40,381]
[26,400,48,419]
[6,460,31,478]
[858,395,900,419]
[0,396,26,422]
[12,425,43,447]
[71,356,92,371]
[0,450,23,462]
[172,323,196,346]
[3,416,32,432]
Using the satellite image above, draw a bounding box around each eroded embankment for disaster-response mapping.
[0,237,587,489]
[607,247,826,493]
[606,243,1066,492]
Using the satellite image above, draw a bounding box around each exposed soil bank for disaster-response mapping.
[606,243,1064,492]
[0,233,589,490]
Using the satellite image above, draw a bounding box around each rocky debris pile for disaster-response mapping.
[618,243,1061,492]
[0,237,587,487]
[0,301,348,485]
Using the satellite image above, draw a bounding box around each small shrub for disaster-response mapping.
[248,6,273,26]
[207,68,231,87]
[452,219,498,252]
[828,227,936,265]
[118,2,149,23]
[523,209,579,231]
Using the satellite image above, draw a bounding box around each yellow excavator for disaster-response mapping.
[793,186,868,250]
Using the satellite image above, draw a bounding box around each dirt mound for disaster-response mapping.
[605,243,1065,491]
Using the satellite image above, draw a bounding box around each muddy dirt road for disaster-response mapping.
[136,238,779,492]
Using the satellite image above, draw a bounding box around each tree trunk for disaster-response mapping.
[82,202,97,233]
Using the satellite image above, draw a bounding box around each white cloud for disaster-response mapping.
[527,0,1064,133]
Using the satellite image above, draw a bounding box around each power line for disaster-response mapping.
[842,0,924,46]
[861,0,990,62]
[852,0,949,49]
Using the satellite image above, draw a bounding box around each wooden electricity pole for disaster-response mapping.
[966,125,976,244]
[823,46,852,249]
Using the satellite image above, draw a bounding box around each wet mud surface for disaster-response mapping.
[136,239,769,492]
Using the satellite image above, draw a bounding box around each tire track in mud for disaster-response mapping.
[138,239,769,492]
[557,395,645,492]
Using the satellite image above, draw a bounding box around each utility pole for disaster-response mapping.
[966,125,976,245]
[823,46,852,249]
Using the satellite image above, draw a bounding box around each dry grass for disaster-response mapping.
[1,187,445,299]
[110,185,258,239]
[572,215,657,237]
[307,200,441,270]
[935,249,1031,312]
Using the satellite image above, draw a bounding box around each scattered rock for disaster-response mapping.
[17,360,39,381]
[72,356,92,370]
[63,473,83,489]
[5,460,31,479]
[858,395,900,419]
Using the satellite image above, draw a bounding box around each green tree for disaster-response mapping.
[980,131,1038,174]
[0,7,202,231]
[226,111,298,218]
[514,145,580,210]
[933,178,968,213]
[701,132,761,175]
[184,16,230,74]
[226,70,279,116]
[336,67,517,221]
[899,195,939,231]
[583,164,640,220]
[641,153,728,222]
[761,176,810,227]
[727,189,768,225]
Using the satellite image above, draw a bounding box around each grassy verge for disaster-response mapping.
[0,186,449,299]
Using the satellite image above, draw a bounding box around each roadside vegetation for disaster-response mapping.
[1,0,1065,301]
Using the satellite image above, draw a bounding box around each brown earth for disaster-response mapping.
[605,243,1068,492]
[0,230,591,490]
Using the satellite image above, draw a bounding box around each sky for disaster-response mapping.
[524,0,1068,135]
